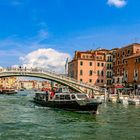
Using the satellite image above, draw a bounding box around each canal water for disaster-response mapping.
[0,91,139,140]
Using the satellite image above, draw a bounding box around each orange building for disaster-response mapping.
[124,53,140,91]
[113,43,140,91]
[68,49,108,87]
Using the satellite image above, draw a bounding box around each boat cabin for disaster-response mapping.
[35,91,88,102]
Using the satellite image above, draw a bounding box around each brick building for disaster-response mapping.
[124,53,140,92]
[112,43,140,93]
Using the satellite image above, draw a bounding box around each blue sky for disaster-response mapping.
[0,0,140,71]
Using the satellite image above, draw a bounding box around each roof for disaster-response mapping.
[120,43,140,49]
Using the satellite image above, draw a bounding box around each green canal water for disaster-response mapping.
[0,92,140,140]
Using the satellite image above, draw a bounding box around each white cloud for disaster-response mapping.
[107,0,127,8]
[20,48,70,73]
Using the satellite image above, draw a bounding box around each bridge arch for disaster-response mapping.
[0,69,102,94]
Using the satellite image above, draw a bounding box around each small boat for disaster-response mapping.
[117,95,129,105]
[34,87,102,114]
[108,94,117,103]
[20,89,24,91]
[0,89,18,95]
[128,96,140,105]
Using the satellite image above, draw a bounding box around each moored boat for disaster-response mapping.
[34,87,102,114]
[128,96,140,105]
[0,89,18,95]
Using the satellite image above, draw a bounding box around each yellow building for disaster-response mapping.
[0,77,17,89]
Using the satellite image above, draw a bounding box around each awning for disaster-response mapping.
[115,85,124,89]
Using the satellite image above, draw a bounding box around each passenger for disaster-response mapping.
[50,90,55,99]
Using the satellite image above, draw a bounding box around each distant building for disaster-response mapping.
[18,80,52,90]
[18,80,36,89]
[0,77,17,89]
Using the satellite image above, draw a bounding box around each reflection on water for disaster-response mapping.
[0,91,140,140]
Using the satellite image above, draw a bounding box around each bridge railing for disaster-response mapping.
[0,68,102,91]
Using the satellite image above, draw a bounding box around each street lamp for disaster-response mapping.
[133,80,136,95]
[104,84,107,102]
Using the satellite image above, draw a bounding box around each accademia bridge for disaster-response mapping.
[0,68,103,94]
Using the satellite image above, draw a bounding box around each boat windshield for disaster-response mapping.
[76,94,87,99]
[56,87,70,93]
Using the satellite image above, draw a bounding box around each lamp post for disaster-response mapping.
[133,80,136,96]
[104,84,107,102]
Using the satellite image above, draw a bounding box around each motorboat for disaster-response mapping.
[0,89,18,95]
[34,87,102,114]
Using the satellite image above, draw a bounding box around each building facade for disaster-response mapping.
[112,43,140,93]
[68,50,108,87]
[124,53,140,93]
[0,77,17,89]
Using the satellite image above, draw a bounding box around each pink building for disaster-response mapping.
[68,50,108,87]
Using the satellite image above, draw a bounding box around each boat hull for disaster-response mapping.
[34,98,100,114]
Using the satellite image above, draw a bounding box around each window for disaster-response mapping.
[101,71,104,76]
[97,70,100,76]
[117,78,120,83]
[80,79,82,82]
[125,61,127,64]
[89,62,92,66]
[122,52,124,55]
[60,95,65,100]
[97,79,100,83]
[107,56,109,61]
[89,79,92,83]
[101,63,104,66]
[77,94,87,99]
[71,94,76,99]
[128,50,130,54]
[80,61,83,66]
[89,70,93,76]
[55,95,59,100]
[80,70,83,75]
[97,63,100,66]
[107,64,109,69]
[118,61,119,64]
[118,53,119,57]
[101,80,103,83]
[65,95,70,100]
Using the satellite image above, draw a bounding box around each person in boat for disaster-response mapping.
[50,89,55,99]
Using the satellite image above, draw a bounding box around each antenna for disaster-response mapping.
[133,37,139,43]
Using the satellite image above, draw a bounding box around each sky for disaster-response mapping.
[0,0,140,73]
